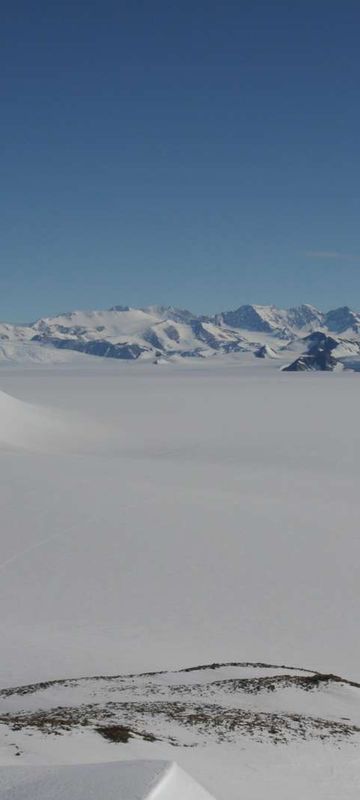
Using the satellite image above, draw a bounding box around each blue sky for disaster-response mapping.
[2,1,360,321]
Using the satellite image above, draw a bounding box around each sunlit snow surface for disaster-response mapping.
[0,355,359,798]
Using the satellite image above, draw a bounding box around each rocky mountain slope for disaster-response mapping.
[1,661,359,748]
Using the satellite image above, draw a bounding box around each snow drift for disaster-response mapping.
[0,389,98,452]
[0,760,215,800]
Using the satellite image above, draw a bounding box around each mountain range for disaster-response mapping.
[1,303,360,369]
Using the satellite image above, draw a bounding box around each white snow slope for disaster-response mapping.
[0,760,215,800]
[0,356,360,798]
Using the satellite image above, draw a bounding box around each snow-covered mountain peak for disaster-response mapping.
[286,303,323,329]
[140,304,194,319]
[218,303,324,335]
[0,301,360,366]
[218,304,285,333]
[324,306,360,334]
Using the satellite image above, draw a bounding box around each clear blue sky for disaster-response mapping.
[2,1,360,321]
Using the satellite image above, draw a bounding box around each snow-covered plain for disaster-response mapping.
[0,354,360,798]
